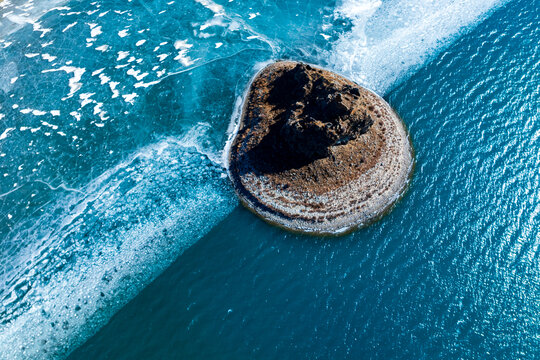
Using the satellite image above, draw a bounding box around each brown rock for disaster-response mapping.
[227,61,414,235]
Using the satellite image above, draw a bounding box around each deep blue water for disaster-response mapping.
[1,0,539,358]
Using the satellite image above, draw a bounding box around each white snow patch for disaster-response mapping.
[117,51,129,61]
[174,40,195,66]
[32,21,52,38]
[0,128,14,140]
[98,73,111,84]
[62,22,77,32]
[79,93,95,107]
[109,82,120,98]
[157,54,169,61]
[126,69,148,81]
[41,121,58,130]
[134,80,161,88]
[92,68,104,76]
[89,24,102,38]
[122,93,138,105]
[70,111,82,121]
[42,66,86,99]
[42,54,57,62]
[194,0,225,15]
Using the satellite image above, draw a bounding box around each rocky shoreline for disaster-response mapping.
[227,61,414,234]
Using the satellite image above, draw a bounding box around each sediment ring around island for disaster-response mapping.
[227,61,414,235]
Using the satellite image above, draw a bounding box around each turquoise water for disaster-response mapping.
[1,0,539,358]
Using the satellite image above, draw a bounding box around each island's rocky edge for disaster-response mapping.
[227,61,414,234]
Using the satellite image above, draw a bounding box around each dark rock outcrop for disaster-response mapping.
[269,63,374,159]
[227,61,414,235]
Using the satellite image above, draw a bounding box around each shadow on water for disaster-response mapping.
[68,205,367,360]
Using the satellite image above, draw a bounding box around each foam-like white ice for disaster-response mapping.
[329,0,511,94]
[0,134,236,359]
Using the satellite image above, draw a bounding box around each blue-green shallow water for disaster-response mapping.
[70,1,540,359]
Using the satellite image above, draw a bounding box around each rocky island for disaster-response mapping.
[227,61,414,234]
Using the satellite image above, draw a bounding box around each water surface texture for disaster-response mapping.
[1,0,538,358]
